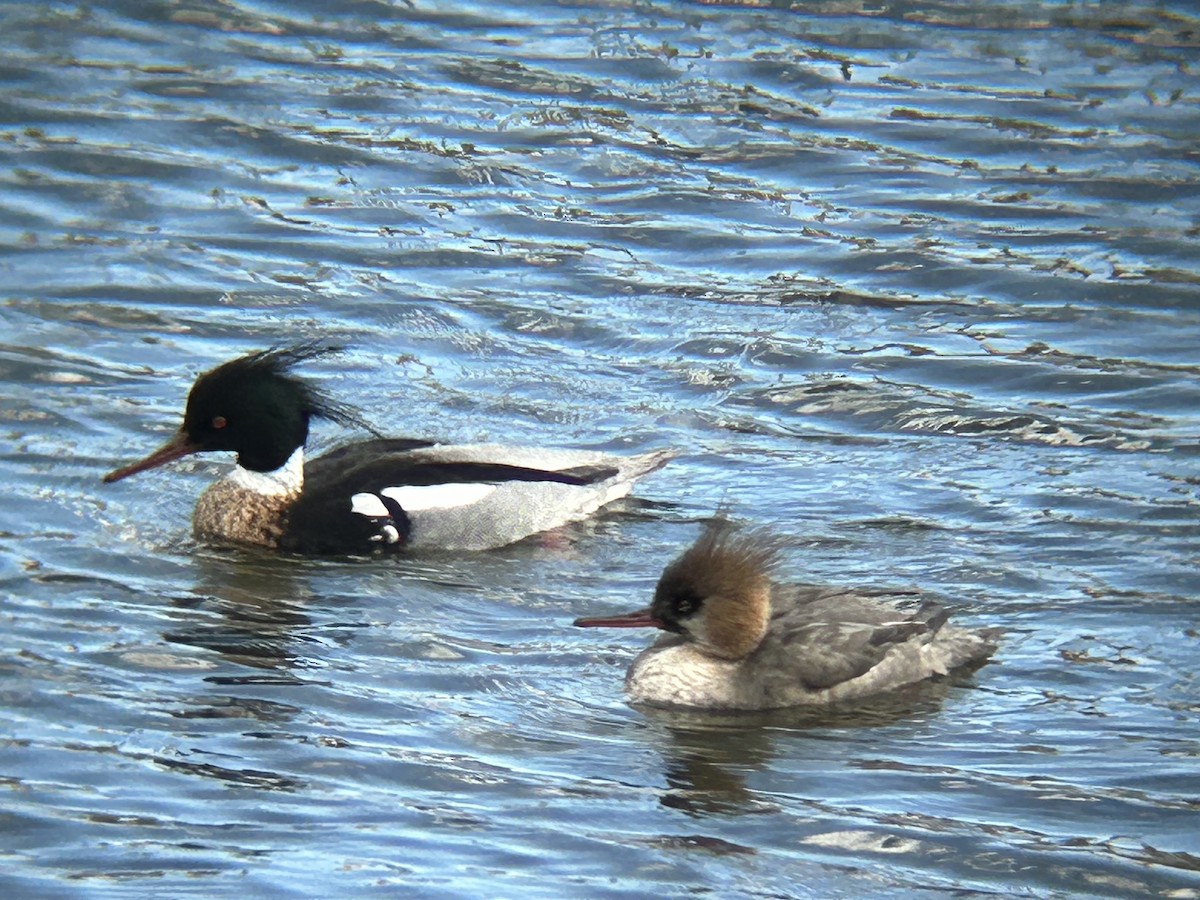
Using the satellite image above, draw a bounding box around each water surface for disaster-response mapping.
[2,1,1199,897]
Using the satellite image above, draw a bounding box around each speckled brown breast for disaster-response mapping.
[192,479,297,549]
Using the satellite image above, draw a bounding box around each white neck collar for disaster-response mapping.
[227,448,304,497]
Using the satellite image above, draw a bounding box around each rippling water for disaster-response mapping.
[2,1,1199,896]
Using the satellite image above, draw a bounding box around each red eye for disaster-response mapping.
[212,416,227,430]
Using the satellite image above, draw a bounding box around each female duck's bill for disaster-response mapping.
[573,608,664,628]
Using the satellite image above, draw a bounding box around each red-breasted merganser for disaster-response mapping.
[575,522,999,710]
[103,343,672,555]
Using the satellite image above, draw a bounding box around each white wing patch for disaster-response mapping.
[381,483,497,511]
[350,492,390,518]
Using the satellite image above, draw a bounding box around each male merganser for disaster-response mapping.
[574,522,999,710]
[103,343,672,555]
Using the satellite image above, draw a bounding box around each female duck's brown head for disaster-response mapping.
[575,521,783,661]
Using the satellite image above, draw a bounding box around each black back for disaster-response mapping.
[278,447,619,555]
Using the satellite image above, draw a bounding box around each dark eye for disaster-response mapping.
[211,416,227,430]
[672,590,703,619]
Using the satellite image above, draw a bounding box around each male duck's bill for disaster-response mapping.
[104,431,201,483]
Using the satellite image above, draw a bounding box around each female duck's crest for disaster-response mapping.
[650,522,783,660]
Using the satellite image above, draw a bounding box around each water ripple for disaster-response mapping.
[2,1,1199,897]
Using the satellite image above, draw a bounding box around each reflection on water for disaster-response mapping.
[1,0,1198,896]
[173,552,321,679]
[647,676,985,817]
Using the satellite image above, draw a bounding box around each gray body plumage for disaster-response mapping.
[625,584,998,711]
[394,444,673,551]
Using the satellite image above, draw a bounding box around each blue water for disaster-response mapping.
[2,1,1198,896]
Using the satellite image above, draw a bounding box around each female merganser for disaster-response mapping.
[574,522,999,711]
[103,343,672,555]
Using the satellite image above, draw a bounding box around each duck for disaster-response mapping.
[574,522,999,710]
[102,343,672,555]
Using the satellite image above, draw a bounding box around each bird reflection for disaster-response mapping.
[163,546,323,680]
[148,547,348,792]
[642,672,986,817]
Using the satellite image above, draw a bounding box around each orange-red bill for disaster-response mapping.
[573,608,664,629]
[103,431,200,484]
